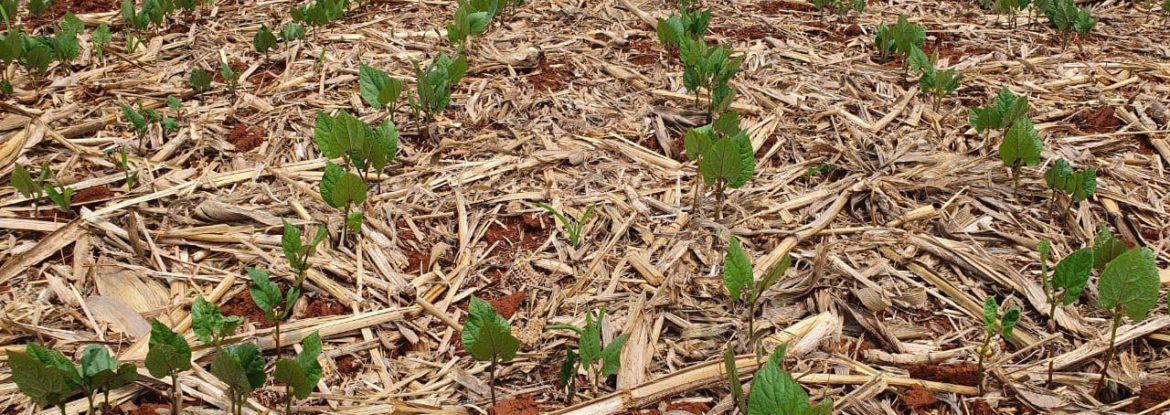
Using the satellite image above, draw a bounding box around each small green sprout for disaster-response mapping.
[447,0,491,51]
[145,320,192,415]
[11,163,46,205]
[549,307,628,403]
[192,296,243,350]
[1091,226,1126,271]
[0,24,21,93]
[1096,247,1160,394]
[684,111,755,219]
[978,297,1020,394]
[408,53,468,123]
[274,332,323,413]
[253,24,278,60]
[998,117,1042,193]
[462,296,520,405]
[359,63,406,116]
[248,266,297,353]
[220,62,239,96]
[1042,0,1095,50]
[724,344,833,415]
[535,202,596,247]
[969,88,1029,141]
[908,46,962,112]
[1043,158,1096,205]
[678,37,744,119]
[79,345,139,414]
[812,0,865,19]
[874,16,925,65]
[995,0,1030,28]
[8,344,81,415]
[280,22,306,42]
[190,68,212,94]
[656,0,711,48]
[92,24,111,64]
[723,235,792,352]
[210,343,266,415]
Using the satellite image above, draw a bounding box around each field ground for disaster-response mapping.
[1,0,1170,413]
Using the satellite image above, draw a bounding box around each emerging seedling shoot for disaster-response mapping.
[461,296,519,405]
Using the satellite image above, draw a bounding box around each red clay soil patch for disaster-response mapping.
[908,362,980,386]
[528,60,572,91]
[483,213,549,260]
[220,293,273,328]
[968,398,995,415]
[250,61,286,90]
[228,123,266,152]
[1076,106,1118,134]
[843,24,863,37]
[489,291,527,319]
[643,133,687,163]
[72,185,113,205]
[336,355,363,375]
[753,0,816,14]
[898,384,938,413]
[487,394,539,415]
[304,297,349,318]
[22,0,120,29]
[664,401,710,414]
[628,39,676,66]
[1127,382,1170,412]
[128,403,170,415]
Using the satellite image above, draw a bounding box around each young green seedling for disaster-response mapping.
[977,297,1020,394]
[8,344,81,415]
[656,0,711,48]
[210,342,266,415]
[462,296,519,405]
[1091,226,1126,271]
[280,22,306,42]
[145,320,192,415]
[319,162,368,243]
[1036,240,1091,384]
[684,111,756,219]
[908,45,962,112]
[549,307,629,401]
[0,23,21,94]
[122,103,150,151]
[192,296,243,350]
[1043,158,1096,207]
[535,202,595,247]
[1095,247,1160,395]
[11,164,47,214]
[220,62,239,96]
[724,344,833,415]
[678,37,744,119]
[969,88,1029,143]
[995,0,1030,28]
[79,345,139,414]
[723,235,792,352]
[873,16,925,66]
[998,117,1042,193]
[92,23,111,64]
[812,0,865,19]
[248,266,297,353]
[447,0,491,51]
[1045,0,1095,51]
[274,332,323,413]
[41,167,74,214]
[167,95,183,118]
[253,24,277,60]
[190,68,212,94]
[359,64,406,117]
[408,53,468,124]
[315,110,400,180]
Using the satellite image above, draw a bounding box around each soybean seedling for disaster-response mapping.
[684,111,756,219]
[723,235,792,353]
[253,24,277,60]
[447,0,490,51]
[1037,240,1091,384]
[210,342,266,415]
[462,296,519,405]
[92,23,111,64]
[908,45,962,113]
[145,320,192,415]
[8,344,81,415]
[248,266,297,353]
[998,117,1042,193]
[549,307,629,402]
[724,344,833,415]
[812,0,865,20]
[41,166,74,214]
[656,0,711,48]
[1095,247,1160,395]
[535,202,595,247]
[968,88,1029,143]
[220,62,240,96]
[977,297,1020,394]
[11,164,48,214]
[995,0,1029,28]
[79,345,139,414]
[408,53,468,124]
[677,37,744,120]
[873,16,925,66]
[280,22,306,42]
[190,68,212,94]
[1043,0,1095,51]
[1043,158,1096,208]
[192,296,243,350]
[359,63,405,118]
[274,332,323,414]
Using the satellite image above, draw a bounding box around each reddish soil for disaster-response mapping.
[220,293,273,328]
[22,0,120,29]
[843,24,863,37]
[304,297,349,318]
[968,398,995,415]
[228,123,266,152]
[72,185,113,205]
[898,384,938,413]
[1076,106,1118,134]
[643,133,687,163]
[250,61,286,90]
[713,25,779,41]
[127,403,169,415]
[487,394,539,415]
[753,0,816,14]
[483,213,549,260]
[628,39,677,66]
[528,60,573,91]
[488,291,527,319]
[336,355,363,375]
[1127,382,1170,412]
[907,362,980,386]
[664,401,709,414]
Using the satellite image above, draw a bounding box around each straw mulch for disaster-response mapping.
[1,0,1169,413]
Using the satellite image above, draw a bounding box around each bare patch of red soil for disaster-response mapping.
[487,394,539,415]
[228,123,266,152]
[72,185,113,205]
[753,0,816,14]
[220,293,273,328]
[898,384,938,413]
[968,398,995,415]
[628,39,677,66]
[1076,106,1118,134]
[643,133,687,163]
[336,355,362,375]
[528,60,573,91]
[304,297,349,318]
[1127,382,1170,412]
[489,291,527,319]
[483,213,549,260]
[250,61,286,90]
[665,401,709,414]
[843,24,863,37]
[908,363,980,386]
[23,0,119,29]
[128,403,169,415]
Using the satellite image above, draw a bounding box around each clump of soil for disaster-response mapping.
[72,185,114,205]
[528,60,573,91]
[1127,382,1170,411]
[220,293,273,328]
[336,355,363,375]
[753,0,816,14]
[643,133,687,163]
[128,403,170,415]
[1077,106,1118,134]
[968,398,995,415]
[907,362,980,386]
[483,213,549,260]
[304,298,349,318]
[250,61,286,90]
[228,123,266,152]
[487,394,539,415]
[489,291,527,319]
[898,384,938,413]
[665,401,710,414]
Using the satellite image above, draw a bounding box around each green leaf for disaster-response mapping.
[93,24,112,47]
[461,297,519,363]
[80,345,118,380]
[999,118,1042,167]
[1000,306,1020,339]
[727,131,755,188]
[810,398,834,415]
[145,320,192,378]
[683,126,712,162]
[253,24,278,54]
[1053,248,1092,305]
[275,332,322,400]
[280,22,305,42]
[247,267,283,322]
[26,343,81,388]
[189,68,211,93]
[558,348,577,388]
[1092,226,1126,271]
[1098,247,1160,321]
[754,254,792,304]
[747,349,810,415]
[8,349,76,408]
[319,161,369,209]
[1067,168,1096,203]
[211,343,266,394]
[346,211,363,233]
[982,297,998,331]
[723,236,753,301]
[600,334,629,377]
[579,309,602,366]
[11,164,40,198]
[359,64,393,109]
[907,45,930,74]
[1044,158,1073,191]
[192,296,239,344]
